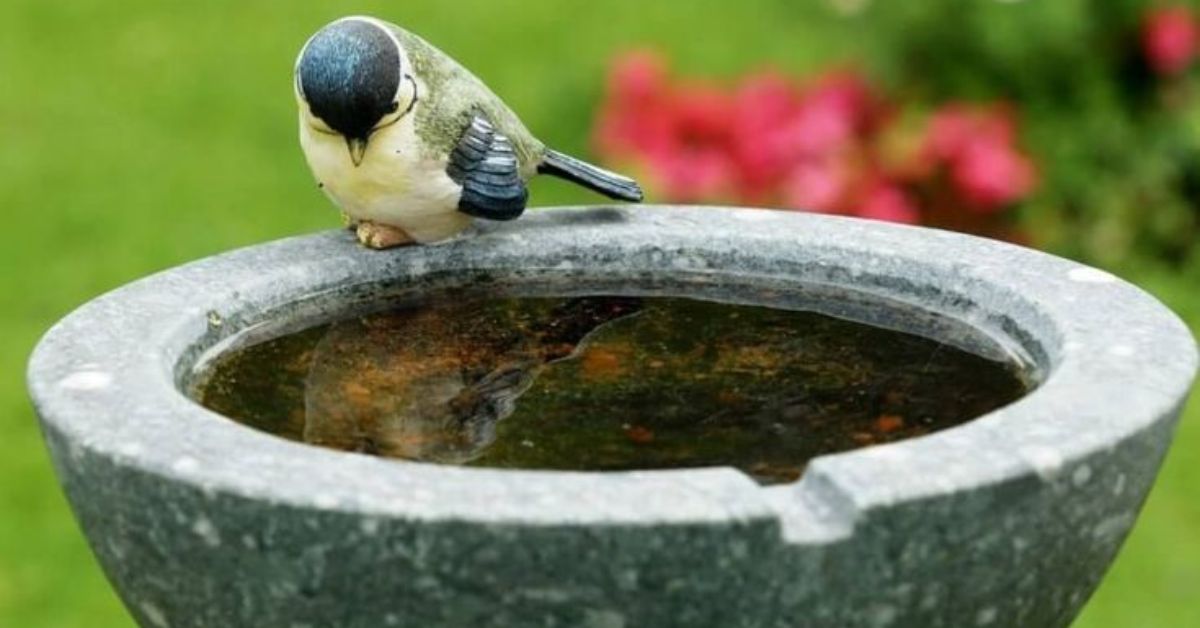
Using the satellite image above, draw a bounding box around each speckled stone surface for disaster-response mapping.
[27,206,1198,628]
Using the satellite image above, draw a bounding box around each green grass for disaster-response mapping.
[1073,266,1200,628]
[0,1,1194,626]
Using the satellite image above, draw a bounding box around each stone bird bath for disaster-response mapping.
[28,206,1197,627]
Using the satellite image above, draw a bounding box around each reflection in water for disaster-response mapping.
[194,294,1030,485]
[303,298,642,463]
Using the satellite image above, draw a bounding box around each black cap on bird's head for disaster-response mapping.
[297,18,410,165]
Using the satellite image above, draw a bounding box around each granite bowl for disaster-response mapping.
[27,206,1198,627]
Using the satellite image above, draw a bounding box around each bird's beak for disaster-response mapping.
[346,137,369,167]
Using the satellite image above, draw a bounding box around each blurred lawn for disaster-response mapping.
[0,1,1194,626]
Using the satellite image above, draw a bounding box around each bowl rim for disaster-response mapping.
[27,205,1198,541]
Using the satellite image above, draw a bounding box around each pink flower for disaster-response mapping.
[785,72,874,159]
[1143,6,1199,77]
[643,83,736,201]
[733,72,797,131]
[595,51,675,161]
[595,106,672,162]
[728,70,876,202]
[781,157,850,213]
[856,181,920,224]
[653,147,737,202]
[805,71,876,133]
[672,81,734,145]
[920,104,1036,212]
[923,104,1014,163]
[730,72,800,198]
[596,52,741,200]
[950,137,1036,211]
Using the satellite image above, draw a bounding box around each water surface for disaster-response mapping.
[193,294,1029,484]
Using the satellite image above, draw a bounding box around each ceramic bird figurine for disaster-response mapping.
[294,16,644,248]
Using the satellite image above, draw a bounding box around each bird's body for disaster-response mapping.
[299,97,473,243]
[295,16,642,246]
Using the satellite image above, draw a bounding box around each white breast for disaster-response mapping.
[298,115,471,243]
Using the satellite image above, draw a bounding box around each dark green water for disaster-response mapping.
[192,295,1030,485]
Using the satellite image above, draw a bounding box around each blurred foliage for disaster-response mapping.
[836,0,1200,268]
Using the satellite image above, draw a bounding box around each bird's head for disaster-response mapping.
[295,17,418,166]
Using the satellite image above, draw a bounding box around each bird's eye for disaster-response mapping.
[389,101,400,113]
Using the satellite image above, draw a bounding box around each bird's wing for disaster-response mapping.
[446,113,528,221]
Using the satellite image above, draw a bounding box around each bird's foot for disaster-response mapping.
[340,211,358,231]
[356,221,415,249]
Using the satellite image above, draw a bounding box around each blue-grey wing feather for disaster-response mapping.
[447,114,528,221]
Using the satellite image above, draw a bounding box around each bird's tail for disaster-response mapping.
[538,149,644,202]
